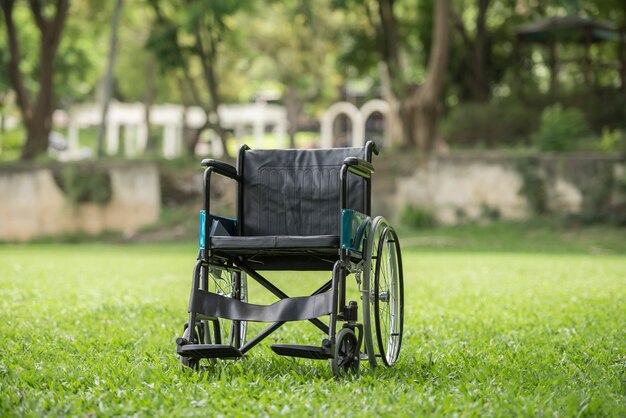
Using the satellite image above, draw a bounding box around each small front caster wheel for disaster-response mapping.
[179,324,199,370]
[330,328,360,377]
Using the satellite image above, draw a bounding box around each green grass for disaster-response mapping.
[399,220,626,255]
[1,236,625,416]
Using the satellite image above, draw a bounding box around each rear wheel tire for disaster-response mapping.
[373,226,403,366]
[362,216,404,367]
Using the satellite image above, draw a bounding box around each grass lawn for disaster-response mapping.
[1,228,625,416]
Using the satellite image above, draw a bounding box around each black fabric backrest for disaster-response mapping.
[241,147,368,236]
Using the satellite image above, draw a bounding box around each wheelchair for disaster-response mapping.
[176,141,404,376]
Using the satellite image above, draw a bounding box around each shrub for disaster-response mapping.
[53,165,112,206]
[441,100,539,148]
[598,128,625,152]
[0,128,25,160]
[516,158,548,215]
[401,205,436,229]
[532,105,590,152]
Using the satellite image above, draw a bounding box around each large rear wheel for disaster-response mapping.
[362,216,404,367]
[373,226,403,366]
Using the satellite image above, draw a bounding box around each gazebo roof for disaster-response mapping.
[515,15,625,44]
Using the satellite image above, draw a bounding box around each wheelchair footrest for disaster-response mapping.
[178,344,243,359]
[270,344,332,360]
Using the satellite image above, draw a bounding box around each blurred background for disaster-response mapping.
[0,0,625,244]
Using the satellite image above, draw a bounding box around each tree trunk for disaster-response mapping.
[21,117,49,158]
[377,0,416,147]
[143,54,156,152]
[453,0,491,102]
[377,0,402,82]
[377,61,404,146]
[285,84,302,148]
[376,0,450,151]
[471,0,490,102]
[412,0,451,154]
[617,2,626,94]
[1,0,69,160]
[97,0,123,158]
[194,28,229,155]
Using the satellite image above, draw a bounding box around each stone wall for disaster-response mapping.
[379,152,625,225]
[5,152,617,242]
[0,162,161,241]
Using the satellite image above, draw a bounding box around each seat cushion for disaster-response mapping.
[210,235,339,250]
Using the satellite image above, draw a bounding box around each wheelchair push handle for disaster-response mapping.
[200,159,239,180]
[343,157,374,179]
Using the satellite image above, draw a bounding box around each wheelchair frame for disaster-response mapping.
[176,141,404,376]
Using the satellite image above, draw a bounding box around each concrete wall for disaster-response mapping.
[373,152,625,225]
[0,163,161,241]
[5,152,617,242]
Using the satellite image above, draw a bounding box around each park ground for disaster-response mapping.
[0,222,625,416]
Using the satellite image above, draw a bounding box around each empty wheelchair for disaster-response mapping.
[176,141,404,376]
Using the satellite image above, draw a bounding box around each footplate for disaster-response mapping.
[177,343,243,359]
[270,344,332,360]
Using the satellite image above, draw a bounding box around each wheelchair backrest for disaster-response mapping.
[239,146,370,237]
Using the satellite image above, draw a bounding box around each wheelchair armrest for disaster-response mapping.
[343,157,374,179]
[200,159,239,180]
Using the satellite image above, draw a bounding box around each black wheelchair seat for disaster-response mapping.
[209,235,340,270]
[210,234,339,251]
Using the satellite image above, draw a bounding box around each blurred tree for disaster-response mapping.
[55,1,109,105]
[451,0,493,102]
[1,0,69,160]
[96,0,123,158]
[581,0,626,92]
[0,18,10,133]
[334,0,451,153]
[443,0,539,105]
[146,0,252,156]
[378,0,452,153]
[243,1,341,147]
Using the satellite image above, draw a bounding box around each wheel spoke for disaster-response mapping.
[204,268,248,347]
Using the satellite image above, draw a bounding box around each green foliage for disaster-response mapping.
[0,128,25,157]
[573,163,623,225]
[532,105,590,152]
[1,2,108,104]
[441,100,539,147]
[598,128,625,152]
[1,237,625,415]
[145,20,183,72]
[3,0,626,158]
[53,165,112,206]
[401,205,436,229]
[480,203,501,221]
[54,5,109,102]
[516,158,548,215]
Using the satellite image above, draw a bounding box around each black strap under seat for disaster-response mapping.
[190,289,333,322]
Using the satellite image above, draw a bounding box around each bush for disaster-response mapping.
[0,128,25,160]
[516,158,548,215]
[532,105,590,152]
[598,128,625,152]
[53,165,112,205]
[401,205,436,229]
[441,100,539,148]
